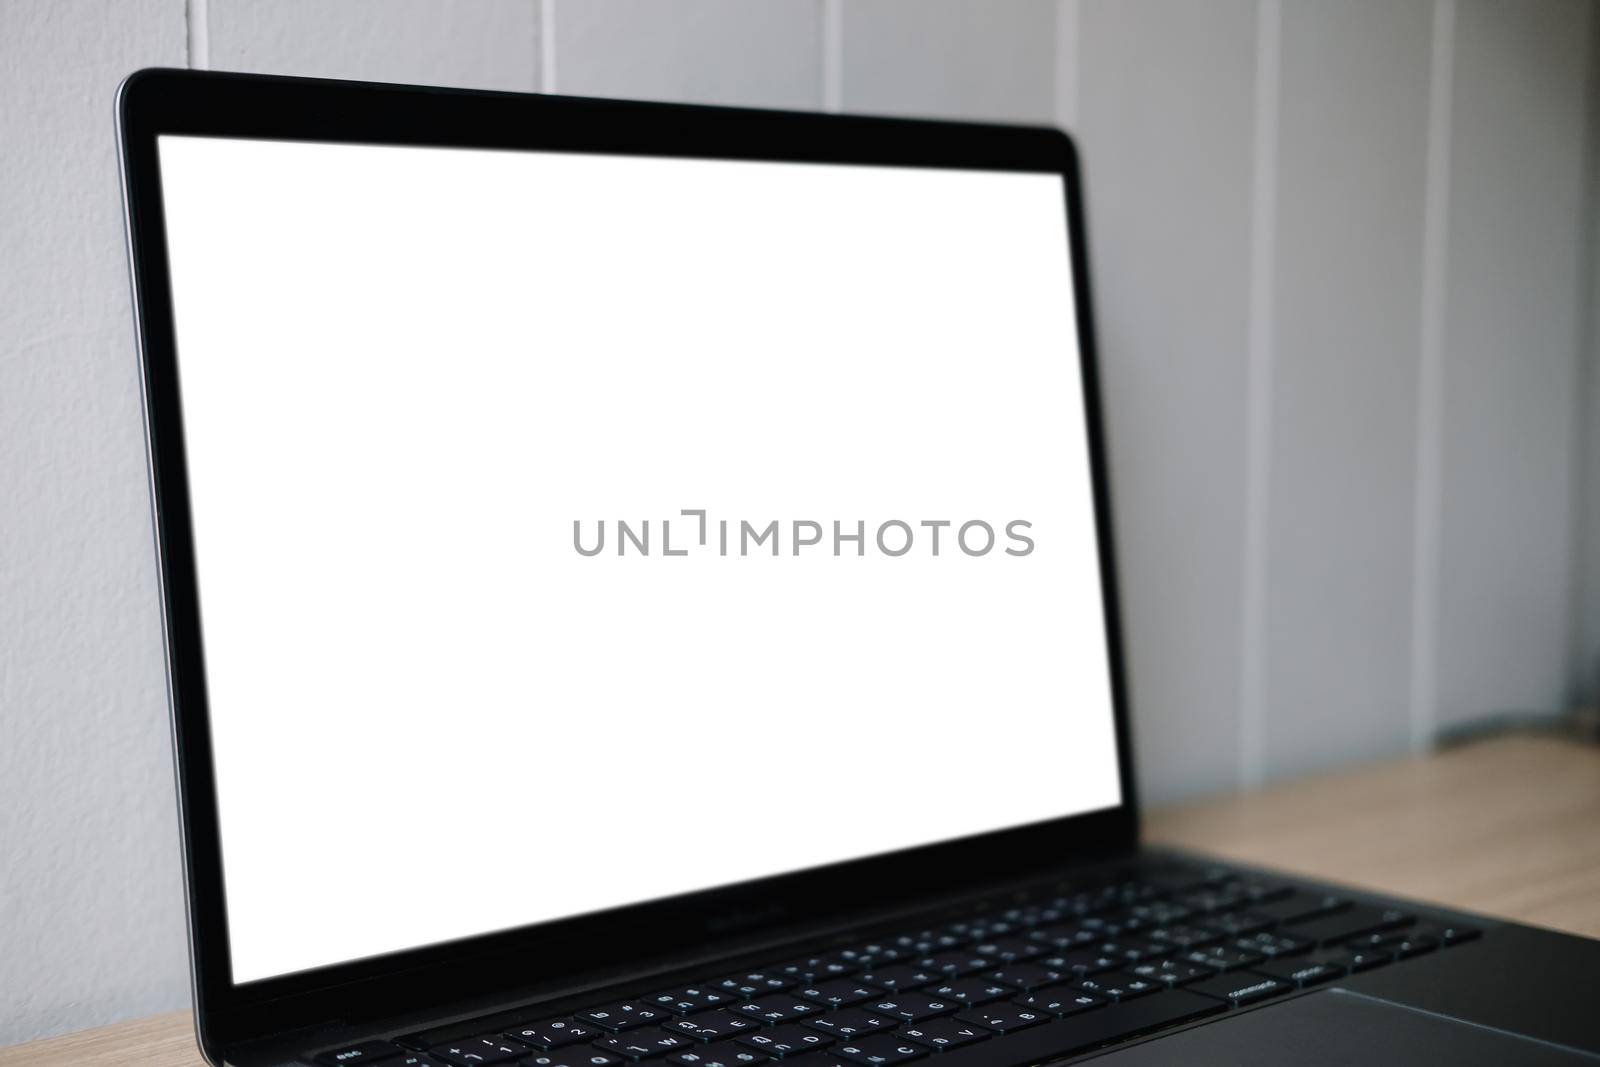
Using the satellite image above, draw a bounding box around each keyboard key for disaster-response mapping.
[1187,971,1292,1006]
[1074,914,1132,939]
[773,956,857,981]
[1069,972,1162,1001]
[736,998,823,1024]
[316,1040,406,1065]
[1053,887,1126,918]
[431,1037,530,1066]
[739,1024,835,1057]
[856,965,937,991]
[1111,914,1160,937]
[1037,951,1118,977]
[970,937,1045,962]
[1202,911,1274,937]
[525,1051,622,1067]
[1107,879,1165,906]
[670,1043,769,1066]
[580,1004,674,1032]
[1180,887,1251,914]
[1254,892,1349,925]
[1413,922,1481,946]
[986,962,1066,991]
[832,1035,929,1064]
[1254,957,1343,988]
[796,980,882,1008]
[1128,959,1215,987]
[1015,905,1061,924]
[1344,932,1405,956]
[913,952,993,977]
[1028,923,1097,949]
[1178,945,1263,972]
[1234,930,1312,958]
[1303,946,1385,974]
[645,988,741,1015]
[802,1009,897,1039]
[921,978,1011,1006]
[837,945,908,970]
[1339,947,1394,972]
[509,1020,599,1049]
[1127,900,1194,926]
[1089,940,1163,964]
[1284,905,1413,946]
[893,931,966,954]
[868,994,956,1023]
[953,917,1015,940]
[712,972,797,998]
[1012,988,1104,1017]
[394,1057,442,1067]
[1146,924,1223,950]
[592,1028,698,1059]
[665,1011,764,1043]
[895,1018,989,1051]
[1384,934,1439,959]
[1237,880,1294,903]
[952,1005,1048,1035]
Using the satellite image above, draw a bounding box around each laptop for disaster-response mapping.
[118,69,1599,1067]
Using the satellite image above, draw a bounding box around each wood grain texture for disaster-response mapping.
[4,736,1595,1066]
[1146,735,1600,937]
[0,1011,200,1067]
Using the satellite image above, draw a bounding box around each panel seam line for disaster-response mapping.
[1239,0,1282,790]
[1408,0,1457,752]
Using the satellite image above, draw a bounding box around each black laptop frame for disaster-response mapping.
[117,68,1139,1058]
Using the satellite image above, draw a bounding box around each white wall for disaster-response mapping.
[1067,0,1598,794]
[1,0,1596,1047]
[2,0,191,1050]
[1434,0,1595,729]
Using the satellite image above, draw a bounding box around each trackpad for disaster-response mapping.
[1090,989,1599,1065]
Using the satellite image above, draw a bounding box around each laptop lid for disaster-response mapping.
[118,69,1137,1056]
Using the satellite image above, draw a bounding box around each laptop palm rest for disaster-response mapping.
[1088,988,1600,1065]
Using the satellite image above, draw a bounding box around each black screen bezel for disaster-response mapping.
[117,68,1140,1055]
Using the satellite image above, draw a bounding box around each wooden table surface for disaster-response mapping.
[5,734,1596,1066]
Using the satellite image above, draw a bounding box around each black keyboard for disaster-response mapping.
[309,861,1482,1067]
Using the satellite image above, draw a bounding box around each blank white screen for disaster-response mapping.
[156,136,1122,984]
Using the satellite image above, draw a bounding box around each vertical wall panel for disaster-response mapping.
[839,0,1056,123]
[1578,22,1600,710]
[552,0,822,109]
[0,0,189,1047]
[1260,0,1432,779]
[1074,0,1258,803]
[207,0,539,90]
[1435,0,1593,729]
